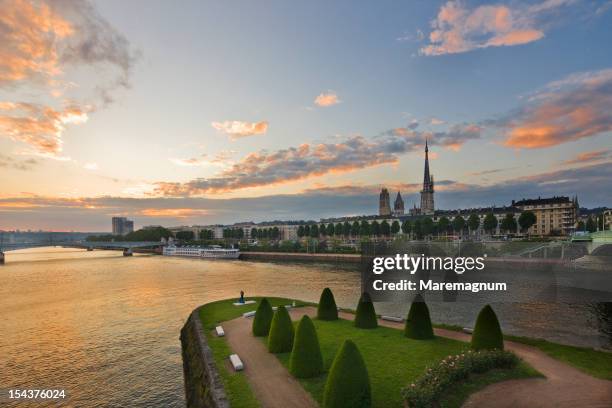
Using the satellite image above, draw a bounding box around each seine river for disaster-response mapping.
[0,247,605,407]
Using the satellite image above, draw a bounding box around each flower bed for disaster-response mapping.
[402,349,519,408]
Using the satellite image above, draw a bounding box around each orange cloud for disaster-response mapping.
[502,69,612,149]
[0,0,74,84]
[0,102,88,154]
[420,0,575,56]
[139,208,209,218]
[314,91,340,107]
[211,120,268,139]
[562,149,611,166]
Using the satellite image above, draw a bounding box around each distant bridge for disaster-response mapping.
[0,240,163,264]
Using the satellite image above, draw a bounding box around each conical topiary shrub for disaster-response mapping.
[289,315,324,378]
[268,306,295,353]
[317,287,338,321]
[404,294,434,339]
[252,298,273,337]
[323,339,371,408]
[354,292,377,329]
[471,305,504,350]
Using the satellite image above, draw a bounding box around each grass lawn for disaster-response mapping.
[270,318,540,408]
[199,297,306,408]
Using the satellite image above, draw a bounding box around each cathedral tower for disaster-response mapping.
[420,140,435,214]
[379,188,391,216]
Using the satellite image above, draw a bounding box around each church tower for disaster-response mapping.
[393,191,404,215]
[379,188,391,216]
[420,140,435,214]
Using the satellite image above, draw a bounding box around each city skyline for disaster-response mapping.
[1,0,611,231]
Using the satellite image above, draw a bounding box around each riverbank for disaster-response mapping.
[239,251,361,264]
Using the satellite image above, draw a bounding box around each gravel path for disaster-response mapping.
[222,306,612,408]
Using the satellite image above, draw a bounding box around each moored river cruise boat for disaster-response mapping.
[162,244,240,259]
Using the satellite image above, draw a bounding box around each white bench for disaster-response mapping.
[242,311,256,318]
[215,326,225,337]
[381,315,404,323]
[272,305,293,311]
[462,327,474,334]
[229,354,244,371]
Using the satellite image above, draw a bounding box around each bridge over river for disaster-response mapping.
[0,240,163,264]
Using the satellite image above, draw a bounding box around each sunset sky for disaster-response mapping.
[1,0,611,231]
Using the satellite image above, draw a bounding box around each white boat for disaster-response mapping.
[162,244,240,259]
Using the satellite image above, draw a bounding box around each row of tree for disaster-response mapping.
[87,226,173,242]
[296,211,537,240]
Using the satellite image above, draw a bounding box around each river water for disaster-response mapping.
[0,247,605,407]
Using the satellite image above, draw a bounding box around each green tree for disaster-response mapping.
[355,292,377,329]
[268,306,295,353]
[319,224,327,237]
[453,215,466,236]
[351,221,360,236]
[317,288,338,320]
[289,316,324,378]
[422,217,434,238]
[404,294,434,339]
[471,305,504,350]
[371,221,380,237]
[176,230,194,241]
[323,340,371,408]
[401,220,412,236]
[483,213,498,234]
[391,220,400,235]
[344,222,352,237]
[360,220,370,236]
[437,216,450,237]
[327,223,335,236]
[500,213,517,234]
[380,220,391,236]
[586,216,596,233]
[252,227,260,239]
[468,214,480,234]
[577,220,585,231]
[518,211,536,234]
[310,224,319,238]
[335,223,343,236]
[413,219,423,239]
[252,298,274,337]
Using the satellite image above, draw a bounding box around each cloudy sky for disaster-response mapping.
[1,0,611,231]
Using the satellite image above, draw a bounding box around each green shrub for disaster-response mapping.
[317,287,339,321]
[354,292,377,329]
[252,298,273,337]
[402,349,519,408]
[471,305,504,350]
[268,306,294,353]
[289,315,324,378]
[404,294,434,339]
[323,339,371,408]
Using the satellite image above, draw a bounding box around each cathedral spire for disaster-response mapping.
[423,138,431,186]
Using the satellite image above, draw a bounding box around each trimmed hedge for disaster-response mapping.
[471,305,504,350]
[354,292,377,329]
[289,315,324,378]
[402,349,519,408]
[323,339,371,408]
[317,288,339,321]
[268,306,294,353]
[404,294,434,340]
[252,298,273,337]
